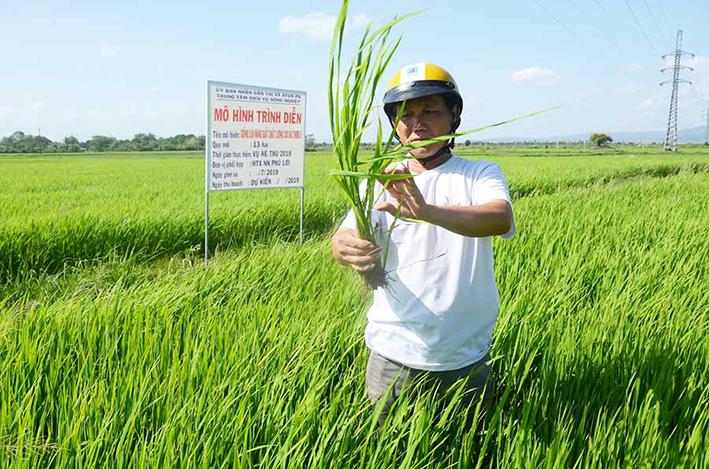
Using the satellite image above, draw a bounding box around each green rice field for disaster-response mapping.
[0,145,707,467]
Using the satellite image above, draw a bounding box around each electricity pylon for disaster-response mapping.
[660,30,693,152]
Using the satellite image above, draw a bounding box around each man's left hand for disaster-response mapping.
[374,162,429,221]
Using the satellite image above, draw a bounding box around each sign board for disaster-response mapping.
[206,81,306,191]
[204,81,307,264]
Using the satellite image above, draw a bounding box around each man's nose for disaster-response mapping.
[409,113,425,129]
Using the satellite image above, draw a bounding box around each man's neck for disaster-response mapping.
[409,150,452,173]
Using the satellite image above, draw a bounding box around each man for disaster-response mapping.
[331,63,515,424]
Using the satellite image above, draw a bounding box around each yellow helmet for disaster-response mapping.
[383,63,462,121]
[383,63,463,148]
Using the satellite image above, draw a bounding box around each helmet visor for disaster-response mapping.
[383,80,457,105]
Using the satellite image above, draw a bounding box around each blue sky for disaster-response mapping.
[1,0,707,141]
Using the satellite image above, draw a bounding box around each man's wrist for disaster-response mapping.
[420,203,438,223]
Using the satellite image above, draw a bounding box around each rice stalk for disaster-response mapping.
[328,0,416,288]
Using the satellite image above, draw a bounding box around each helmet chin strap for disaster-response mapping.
[394,116,460,167]
[409,120,458,166]
[413,142,452,165]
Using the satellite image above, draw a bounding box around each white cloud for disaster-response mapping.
[99,44,120,57]
[278,12,370,41]
[510,66,560,86]
[686,55,709,101]
[351,14,370,29]
[31,101,45,109]
[279,13,333,40]
[687,55,709,69]
[0,106,13,118]
[620,63,644,73]
[636,94,665,111]
[655,55,709,113]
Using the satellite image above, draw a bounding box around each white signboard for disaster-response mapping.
[206,80,306,191]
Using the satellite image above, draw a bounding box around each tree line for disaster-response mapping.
[0,130,621,154]
[0,131,205,153]
[1,132,328,153]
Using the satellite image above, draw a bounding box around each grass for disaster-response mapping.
[0,147,706,284]
[0,146,707,466]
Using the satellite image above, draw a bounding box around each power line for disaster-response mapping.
[566,0,621,48]
[642,0,664,38]
[589,0,617,27]
[587,0,642,61]
[653,0,674,51]
[654,0,673,34]
[624,0,660,58]
[532,0,604,58]
[567,0,601,33]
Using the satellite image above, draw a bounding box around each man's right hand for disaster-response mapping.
[331,228,381,273]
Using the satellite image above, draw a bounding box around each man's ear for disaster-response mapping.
[449,104,461,128]
[451,104,461,121]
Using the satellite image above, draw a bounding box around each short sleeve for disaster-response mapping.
[337,180,386,233]
[474,163,516,240]
[339,208,357,230]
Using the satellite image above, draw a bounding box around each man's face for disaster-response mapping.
[392,94,458,158]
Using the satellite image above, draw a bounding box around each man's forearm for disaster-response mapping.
[421,200,512,237]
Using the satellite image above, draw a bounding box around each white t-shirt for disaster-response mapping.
[340,155,515,371]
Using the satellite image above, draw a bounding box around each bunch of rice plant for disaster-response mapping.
[327,0,415,289]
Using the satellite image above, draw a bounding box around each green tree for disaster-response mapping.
[88,135,117,152]
[62,136,82,152]
[305,133,317,151]
[131,133,158,151]
[0,131,53,152]
[590,133,613,147]
[1,131,206,154]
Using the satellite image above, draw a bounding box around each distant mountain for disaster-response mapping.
[480,126,707,144]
